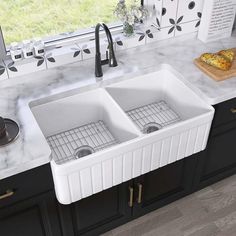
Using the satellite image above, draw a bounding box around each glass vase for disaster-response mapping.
[123,21,134,37]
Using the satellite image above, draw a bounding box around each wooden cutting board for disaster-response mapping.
[194,48,236,81]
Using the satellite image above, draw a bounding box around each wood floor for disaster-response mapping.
[102,175,236,236]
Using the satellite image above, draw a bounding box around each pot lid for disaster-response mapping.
[0,117,19,147]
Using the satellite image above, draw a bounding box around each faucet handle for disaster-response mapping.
[106,50,109,60]
[99,49,109,66]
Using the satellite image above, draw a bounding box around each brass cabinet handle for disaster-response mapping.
[137,183,143,204]
[0,189,14,200]
[128,186,134,207]
[231,108,236,114]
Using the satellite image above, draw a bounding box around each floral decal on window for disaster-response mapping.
[81,45,91,54]
[71,46,81,58]
[168,16,184,34]
[137,29,154,42]
[35,56,45,67]
[114,36,124,48]
[7,62,17,72]
[195,12,202,28]
[151,17,161,31]
[0,65,6,76]
[46,53,56,63]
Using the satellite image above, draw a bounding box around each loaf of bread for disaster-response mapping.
[200,53,232,71]
[218,49,235,62]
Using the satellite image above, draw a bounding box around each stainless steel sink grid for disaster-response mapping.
[47,120,119,164]
[126,101,181,133]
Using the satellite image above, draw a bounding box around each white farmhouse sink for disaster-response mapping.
[30,65,214,204]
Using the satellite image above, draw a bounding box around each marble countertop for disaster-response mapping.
[0,32,236,180]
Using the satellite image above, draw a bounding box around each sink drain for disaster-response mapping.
[143,122,162,134]
[75,146,94,159]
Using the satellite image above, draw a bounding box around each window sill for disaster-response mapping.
[0,18,201,80]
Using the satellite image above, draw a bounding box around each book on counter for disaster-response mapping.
[198,0,236,43]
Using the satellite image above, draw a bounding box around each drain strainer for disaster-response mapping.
[74,146,95,159]
[143,122,162,134]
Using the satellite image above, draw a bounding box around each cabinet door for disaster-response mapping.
[132,156,197,217]
[194,124,236,190]
[59,181,132,236]
[0,191,62,236]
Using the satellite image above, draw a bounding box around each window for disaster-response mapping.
[0,0,139,45]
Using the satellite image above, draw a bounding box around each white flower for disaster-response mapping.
[114,0,148,24]
[126,13,135,25]
[132,8,142,19]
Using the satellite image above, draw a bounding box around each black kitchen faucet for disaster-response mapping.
[95,23,118,77]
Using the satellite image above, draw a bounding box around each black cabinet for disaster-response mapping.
[0,164,133,236]
[61,156,197,236]
[0,191,62,236]
[0,155,197,236]
[58,181,132,236]
[194,98,236,190]
[0,165,62,236]
[0,165,53,209]
[132,156,196,217]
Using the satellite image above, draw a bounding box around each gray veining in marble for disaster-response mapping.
[0,31,235,179]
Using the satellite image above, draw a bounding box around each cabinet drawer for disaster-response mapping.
[0,164,53,208]
[213,97,236,127]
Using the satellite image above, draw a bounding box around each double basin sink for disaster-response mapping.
[30,65,214,204]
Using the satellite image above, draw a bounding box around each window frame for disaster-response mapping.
[1,0,144,54]
[44,22,124,48]
[0,26,7,60]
